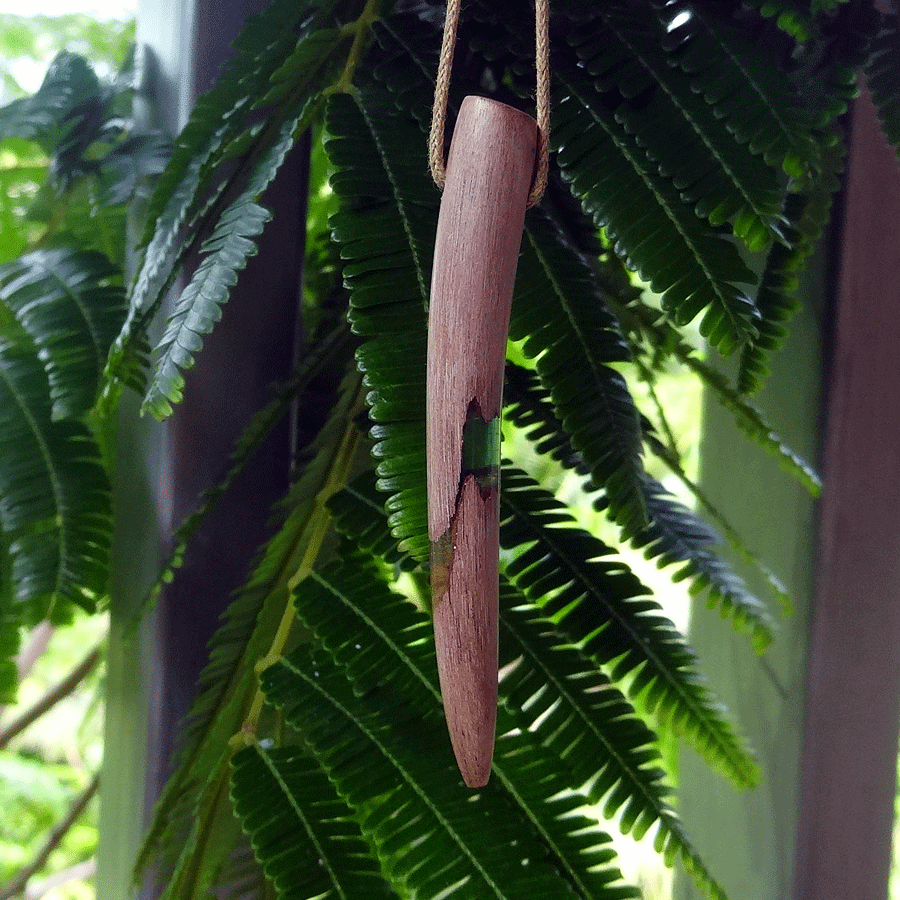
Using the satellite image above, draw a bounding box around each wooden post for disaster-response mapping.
[427,96,537,788]
[794,80,900,900]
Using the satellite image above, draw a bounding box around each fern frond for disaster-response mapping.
[514,209,647,532]
[552,63,759,355]
[0,334,110,616]
[270,556,640,900]
[503,364,776,645]
[327,472,417,573]
[499,466,759,789]
[663,2,818,179]
[136,369,366,893]
[318,490,727,899]
[573,5,785,252]
[264,646,602,900]
[642,434,794,618]
[0,248,125,420]
[108,14,349,405]
[231,744,396,899]
[622,301,820,494]
[325,76,435,561]
[498,584,727,900]
[142,32,345,420]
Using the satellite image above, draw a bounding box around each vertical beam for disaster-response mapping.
[98,2,308,897]
[675,256,824,899]
[96,5,193,895]
[794,82,900,900]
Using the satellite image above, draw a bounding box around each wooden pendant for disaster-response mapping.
[427,96,538,788]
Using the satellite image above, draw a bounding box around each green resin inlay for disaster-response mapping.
[461,407,500,492]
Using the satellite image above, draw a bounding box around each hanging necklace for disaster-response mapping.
[426,0,550,788]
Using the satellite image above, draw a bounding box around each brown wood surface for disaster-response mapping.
[426,95,537,786]
[427,96,537,539]
[794,82,900,900]
[433,475,500,787]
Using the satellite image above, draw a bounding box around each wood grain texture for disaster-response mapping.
[426,95,537,787]
[794,81,900,900]
[432,475,500,787]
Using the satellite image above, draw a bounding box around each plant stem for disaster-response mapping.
[0,643,103,750]
[330,0,383,95]
[235,389,365,746]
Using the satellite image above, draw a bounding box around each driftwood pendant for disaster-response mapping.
[427,96,538,787]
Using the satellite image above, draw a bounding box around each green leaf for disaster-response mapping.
[574,4,786,251]
[0,334,110,615]
[552,68,760,355]
[141,116,297,419]
[285,550,640,898]
[499,466,759,789]
[326,80,435,561]
[0,248,126,419]
[503,364,776,647]
[514,209,646,531]
[621,301,821,494]
[136,369,365,895]
[265,645,604,900]
[231,744,397,899]
[0,51,100,150]
[662,2,819,178]
[110,15,348,405]
[498,585,728,900]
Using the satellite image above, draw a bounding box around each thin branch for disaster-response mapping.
[0,772,100,900]
[15,623,54,682]
[0,644,103,750]
[24,858,96,900]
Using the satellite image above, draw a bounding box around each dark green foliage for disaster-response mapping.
[326,78,435,561]
[0,333,110,614]
[499,466,758,789]
[0,47,170,265]
[7,1,900,899]
[513,210,646,532]
[111,0,353,413]
[257,555,642,900]
[0,249,126,419]
[231,745,397,899]
[503,365,776,649]
[139,26,351,417]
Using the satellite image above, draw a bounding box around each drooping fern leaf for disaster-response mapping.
[503,364,776,648]
[498,584,727,900]
[325,74,435,561]
[552,58,759,355]
[575,4,786,252]
[136,366,366,897]
[513,208,647,532]
[0,248,126,420]
[0,334,110,615]
[325,477,731,899]
[270,554,642,900]
[231,744,397,899]
[661,2,819,179]
[108,5,351,408]
[141,28,350,419]
[620,300,821,494]
[499,465,758,789]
